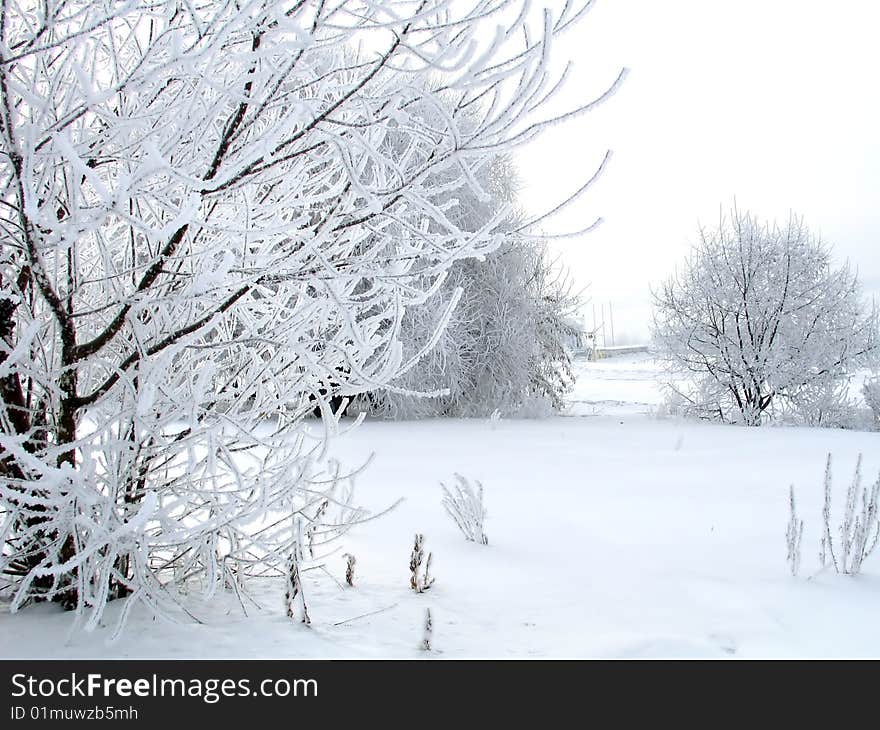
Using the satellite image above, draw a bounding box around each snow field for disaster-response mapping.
[2,354,879,658]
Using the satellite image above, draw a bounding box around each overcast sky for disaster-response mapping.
[515,0,880,343]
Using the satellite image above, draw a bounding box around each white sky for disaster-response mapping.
[516,0,880,343]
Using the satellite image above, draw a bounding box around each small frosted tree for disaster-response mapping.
[652,209,878,426]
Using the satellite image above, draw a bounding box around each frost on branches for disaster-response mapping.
[0,0,621,632]
[361,154,583,419]
[652,209,878,426]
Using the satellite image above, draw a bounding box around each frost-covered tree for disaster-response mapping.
[652,209,878,426]
[362,154,582,418]
[0,0,621,630]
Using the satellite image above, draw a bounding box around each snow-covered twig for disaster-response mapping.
[421,608,433,652]
[285,519,310,625]
[333,603,398,627]
[786,485,803,576]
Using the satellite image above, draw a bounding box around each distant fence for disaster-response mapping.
[573,344,650,360]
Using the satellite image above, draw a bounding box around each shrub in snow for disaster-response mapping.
[863,377,880,429]
[782,378,857,429]
[786,486,804,577]
[652,208,878,426]
[820,454,880,575]
[343,554,356,588]
[654,386,694,420]
[0,0,617,632]
[441,474,488,545]
[409,534,435,593]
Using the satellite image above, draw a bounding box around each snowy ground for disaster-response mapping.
[3,353,880,658]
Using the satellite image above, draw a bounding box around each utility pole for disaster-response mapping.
[590,302,599,361]
[609,301,615,347]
